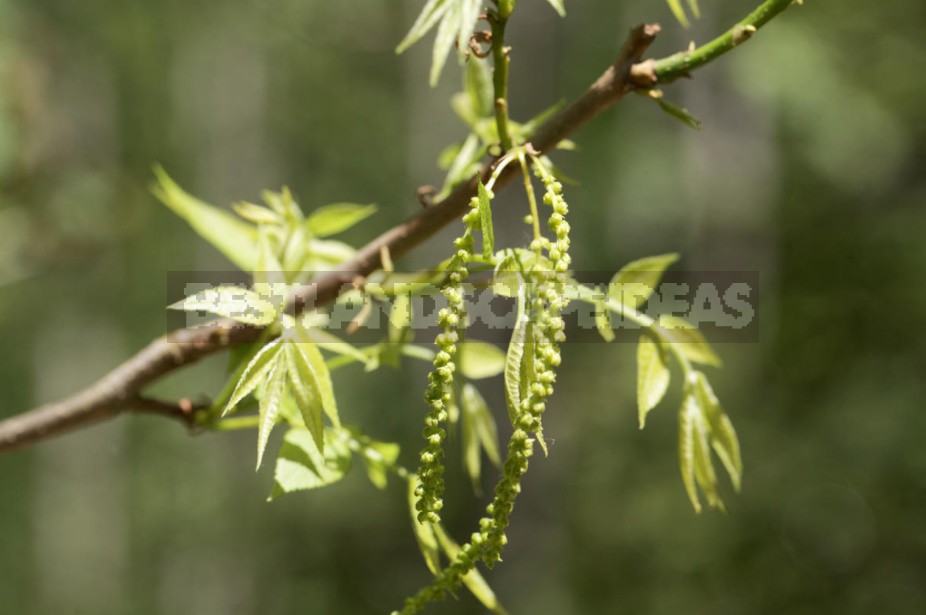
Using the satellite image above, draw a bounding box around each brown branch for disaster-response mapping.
[0,24,664,454]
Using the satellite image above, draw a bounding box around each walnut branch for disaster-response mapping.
[0,0,797,454]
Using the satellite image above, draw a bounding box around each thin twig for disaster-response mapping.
[0,0,798,454]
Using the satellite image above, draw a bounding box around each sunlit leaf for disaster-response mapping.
[608,253,679,310]
[169,285,277,326]
[269,427,352,499]
[389,291,414,344]
[429,0,460,86]
[151,166,258,271]
[657,314,722,367]
[459,341,506,380]
[305,203,377,237]
[359,437,401,490]
[504,282,530,424]
[679,394,700,512]
[637,335,670,428]
[254,227,286,296]
[223,339,285,415]
[305,239,357,267]
[285,344,325,454]
[291,324,341,427]
[233,201,282,226]
[256,357,287,469]
[477,181,495,259]
[396,0,450,54]
[407,475,442,575]
[464,56,493,119]
[691,372,742,491]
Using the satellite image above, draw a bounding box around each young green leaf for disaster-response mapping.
[666,0,700,27]
[168,285,278,326]
[223,339,285,415]
[268,427,352,499]
[151,166,259,271]
[595,302,615,342]
[544,0,566,17]
[233,201,282,226]
[461,385,482,491]
[637,335,671,428]
[359,438,401,490]
[477,181,495,259]
[504,282,530,424]
[461,383,501,491]
[389,291,414,345]
[608,253,679,310]
[429,0,461,87]
[657,314,722,367]
[395,0,450,54]
[690,406,724,511]
[657,99,703,131]
[305,203,377,237]
[464,56,493,119]
[256,358,287,469]
[459,341,506,380]
[678,394,701,512]
[691,372,742,491]
[285,344,325,454]
[407,475,442,575]
[290,325,341,428]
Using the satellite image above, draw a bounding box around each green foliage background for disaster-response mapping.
[1,0,925,613]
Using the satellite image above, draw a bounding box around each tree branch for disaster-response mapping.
[0,0,797,455]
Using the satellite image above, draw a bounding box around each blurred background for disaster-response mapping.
[1,0,924,613]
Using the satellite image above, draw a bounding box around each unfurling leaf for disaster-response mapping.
[477,181,495,259]
[256,358,287,469]
[305,203,377,237]
[504,281,530,424]
[679,391,727,513]
[608,253,679,309]
[269,427,352,499]
[637,335,670,428]
[678,393,701,512]
[464,57,493,120]
[291,324,341,428]
[459,341,506,380]
[544,0,566,17]
[691,372,742,491]
[657,314,722,367]
[152,166,259,271]
[223,339,285,416]
[657,98,703,131]
[233,201,282,226]
[169,285,278,326]
[396,0,450,55]
[285,344,325,454]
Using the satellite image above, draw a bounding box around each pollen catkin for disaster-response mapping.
[413,194,483,524]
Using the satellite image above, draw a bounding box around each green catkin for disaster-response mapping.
[398,160,574,614]
[413,194,484,524]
